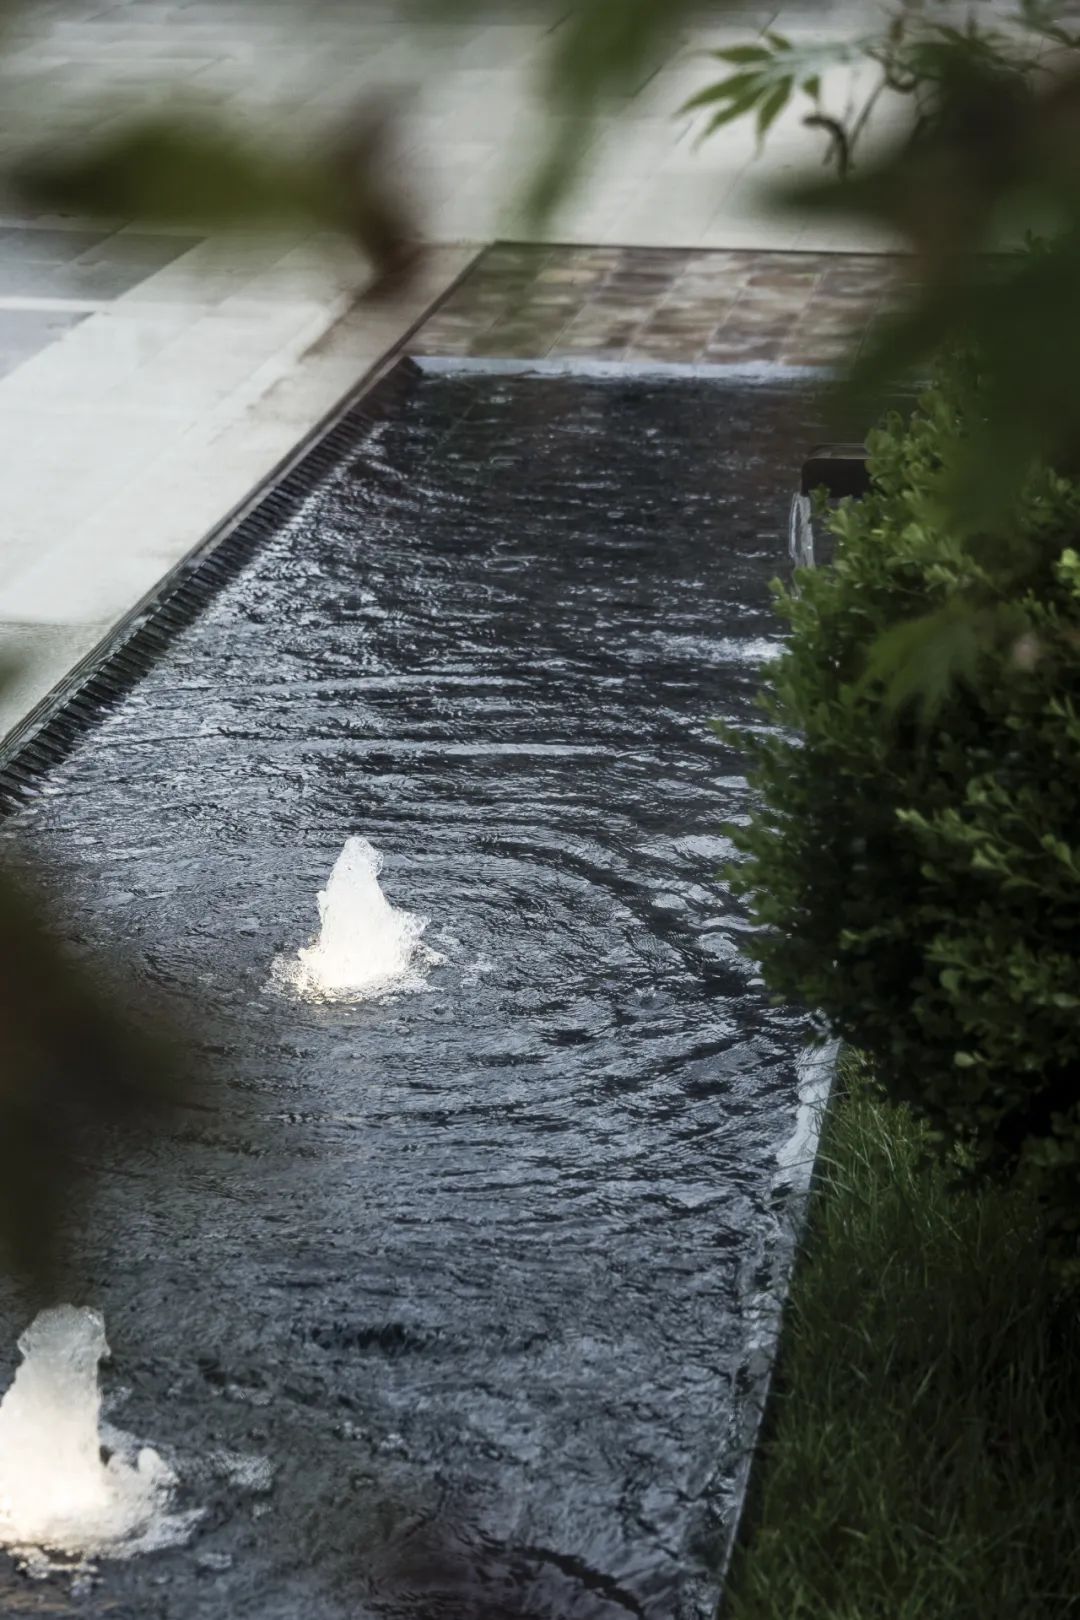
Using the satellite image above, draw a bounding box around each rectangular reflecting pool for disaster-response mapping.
[0,364,827,1620]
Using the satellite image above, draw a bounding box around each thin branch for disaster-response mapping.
[803,112,852,177]
[849,75,888,155]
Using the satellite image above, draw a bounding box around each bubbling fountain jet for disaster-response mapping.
[0,1305,198,1571]
[273,836,439,1001]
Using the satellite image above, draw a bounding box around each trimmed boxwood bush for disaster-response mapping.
[729,357,1080,1273]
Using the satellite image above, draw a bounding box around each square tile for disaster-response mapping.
[0,307,90,380]
[0,258,168,300]
[78,232,203,270]
[0,226,112,264]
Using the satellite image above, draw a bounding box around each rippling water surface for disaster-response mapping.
[0,371,824,1619]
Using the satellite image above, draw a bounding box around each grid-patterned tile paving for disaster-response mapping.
[413,243,911,366]
[0,225,204,303]
[0,306,90,380]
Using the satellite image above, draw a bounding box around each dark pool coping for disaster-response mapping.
[705,1037,838,1601]
[0,352,841,1612]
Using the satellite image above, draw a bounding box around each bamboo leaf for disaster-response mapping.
[679,70,762,114]
[711,43,772,64]
[703,92,767,137]
[757,78,793,139]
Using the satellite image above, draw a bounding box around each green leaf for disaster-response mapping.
[860,603,983,719]
[679,71,763,114]
[756,78,793,140]
[12,107,418,283]
[518,0,688,224]
[703,93,768,137]
[711,43,772,64]
[0,862,192,1284]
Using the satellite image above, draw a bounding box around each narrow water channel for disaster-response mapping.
[0,369,825,1620]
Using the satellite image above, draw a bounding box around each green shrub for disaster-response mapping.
[728,357,1080,1274]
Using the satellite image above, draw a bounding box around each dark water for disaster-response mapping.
[0,371,824,1620]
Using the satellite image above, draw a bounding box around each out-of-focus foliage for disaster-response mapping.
[691,0,1080,701]
[0,855,189,1288]
[3,0,708,267]
[692,2,1080,524]
[683,32,881,172]
[786,23,1080,699]
[420,0,689,221]
[519,0,681,222]
[725,355,1080,1281]
[795,68,1080,533]
[686,1,1080,177]
[16,116,340,227]
[12,99,421,293]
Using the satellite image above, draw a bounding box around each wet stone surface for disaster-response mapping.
[414,245,900,367]
[0,372,825,1619]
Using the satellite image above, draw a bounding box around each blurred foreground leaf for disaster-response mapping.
[682,34,869,163]
[859,601,984,719]
[770,35,1080,533]
[681,1,1080,549]
[524,0,681,222]
[425,0,690,225]
[0,859,189,1289]
[12,102,421,291]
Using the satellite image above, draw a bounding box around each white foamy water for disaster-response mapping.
[0,1306,199,1573]
[788,491,815,569]
[273,836,439,1001]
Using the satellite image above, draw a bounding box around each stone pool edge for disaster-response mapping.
[699,1040,840,1615]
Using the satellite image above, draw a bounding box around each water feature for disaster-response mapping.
[787,491,814,569]
[272,835,439,1000]
[0,1307,197,1573]
[0,368,828,1619]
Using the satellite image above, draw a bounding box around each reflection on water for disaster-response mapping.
[787,491,814,569]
